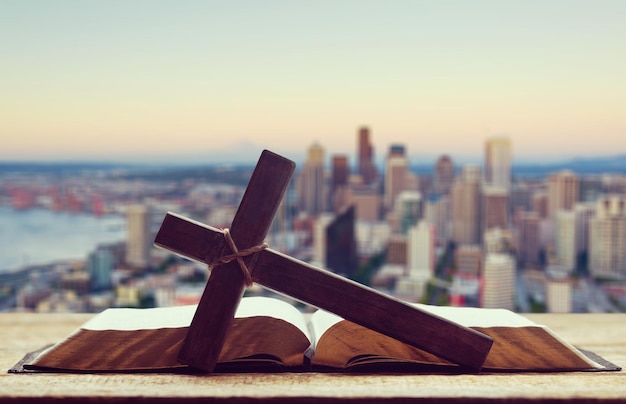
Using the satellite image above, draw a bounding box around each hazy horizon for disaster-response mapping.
[2,1,625,162]
[2,140,625,170]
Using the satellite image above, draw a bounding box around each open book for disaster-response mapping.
[13,296,620,373]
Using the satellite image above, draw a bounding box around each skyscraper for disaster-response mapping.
[330,154,350,214]
[384,144,409,212]
[481,253,516,310]
[434,155,455,195]
[455,245,482,277]
[574,202,595,259]
[532,191,549,219]
[589,195,626,279]
[407,220,435,280]
[126,204,150,269]
[325,205,358,277]
[392,190,423,235]
[518,211,541,268]
[87,247,113,291]
[357,126,377,185]
[346,185,381,222]
[484,137,512,191]
[424,194,451,246]
[547,170,579,219]
[555,210,576,272]
[331,154,349,192]
[451,165,482,245]
[484,228,511,255]
[481,185,509,232]
[298,142,326,217]
[579,176,604,202]
[510,182,533,214]
[546,271,573,313]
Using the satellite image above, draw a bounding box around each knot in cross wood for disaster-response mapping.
[208,228,268,287]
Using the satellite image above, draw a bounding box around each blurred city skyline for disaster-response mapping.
[3,127,626,313]
[2,1,625,162]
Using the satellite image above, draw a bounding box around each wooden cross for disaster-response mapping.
[154,149,493,372]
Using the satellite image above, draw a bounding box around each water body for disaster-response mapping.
[0,206,126,272]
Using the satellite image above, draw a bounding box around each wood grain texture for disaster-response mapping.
[154,213,226,264]
[154,147,492,371]
[2,313,626,402]
[156,214,493,370]
[252,249,493,371]
[175,150,295,371]
[25,316,309,372]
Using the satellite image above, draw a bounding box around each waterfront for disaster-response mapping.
[0,206,126,272]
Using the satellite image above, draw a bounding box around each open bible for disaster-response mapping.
[13,296,620,373]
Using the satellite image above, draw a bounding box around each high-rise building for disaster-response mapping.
[451,165,482,245]
[298,142,326,217]
[357,126,377,185]
[451,245,482,307]
[407,220,435,280]
[126,204,151,269]
[325,205,358,277]
[484,227,512,255]
[346,185,381,222]
[547,170,579,219]
[312,213,334,268]
[532,190,549,219]
[330,154,350,214]
[510,182,533,214]
[481,253,515,310]
[484,137,512,191]
[434,155,455,195]
[424,194,451,246]
[574,202,596,258]
[579,176,604,202]
[455,245,482,277]
[355,221,391,259]
[384,144,409,212]
[331,154,349,190]
[393,190,423,235]
[546,269,573,313]
[589,195,626,279]
[87,247,113,291]
[386,234,408,267]
[482,185,509,232]
[518,211,541,268]
[461,164,481,181]
[555,210,576,272]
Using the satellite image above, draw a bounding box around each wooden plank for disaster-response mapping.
[2,313,626,402]
[252,249,493,370]
[154,212,225,264]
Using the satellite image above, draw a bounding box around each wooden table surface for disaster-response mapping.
[1,312,625,403]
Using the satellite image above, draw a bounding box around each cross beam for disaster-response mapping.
[154,150,493,372]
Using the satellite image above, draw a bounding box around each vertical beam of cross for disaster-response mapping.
[175,150,295,371]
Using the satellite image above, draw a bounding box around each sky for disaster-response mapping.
[1,0,625,164]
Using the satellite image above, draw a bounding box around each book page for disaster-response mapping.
[412,304,601,369]
[81,296,310,342]
[412,304,537,328]
[309,309,343,350]
[29,296,312,371]
[235,296,311,342]
[82,305,197,330]
[311,303,603,371]
[308,303,535,350]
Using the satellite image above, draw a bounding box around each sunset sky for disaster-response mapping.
[1,1,625,164]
